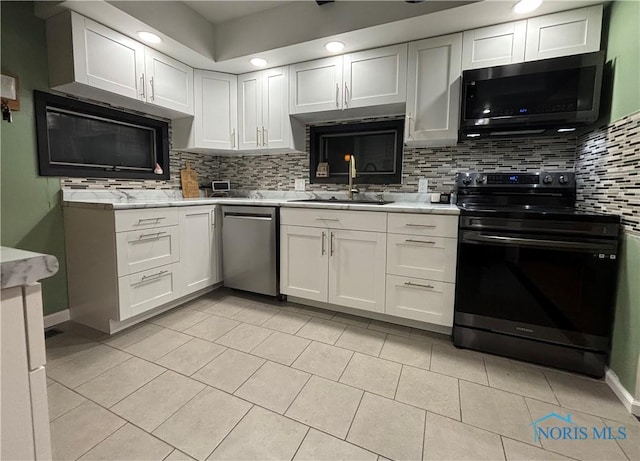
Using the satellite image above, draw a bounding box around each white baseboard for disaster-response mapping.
[44,309,70,328]
[605,368,640,417]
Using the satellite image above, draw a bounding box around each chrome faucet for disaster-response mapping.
[347,154,359,200]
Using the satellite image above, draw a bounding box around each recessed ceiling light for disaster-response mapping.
[325,41,345,53]
[512,0,543,14]
[250,57,268,68]
[137,31,162,44]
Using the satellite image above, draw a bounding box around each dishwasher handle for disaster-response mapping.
[223,212,273,221]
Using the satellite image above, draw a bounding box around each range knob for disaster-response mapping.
[475,176,486,184]
[462,176,472,185]
[558,175,568,184]
[542,175,554,185]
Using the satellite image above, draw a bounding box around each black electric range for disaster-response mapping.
[453,172,621,377]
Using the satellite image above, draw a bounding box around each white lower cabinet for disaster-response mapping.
[385,275,455,325]
[386,233,457,282]
[115,226,180,275]
[118,263,178,319]
[280,225,329,302]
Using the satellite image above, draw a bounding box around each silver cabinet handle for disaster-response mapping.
[335,83,339,108]
[404,281,434,289]
[231,129,236,148]
[262,127,267,147]
[406,223,436,228]
[150,76,155,101]
[344,81,349,107]
[407,113,413,139]
[256,127,260,147]
[405,239,436,244]
[330,232,335,256]
[138,217,166,223]
[140,73,145,99]
[321,231,326,255]
[315,217,340,221]
[139,231,167,239]
[140,270,169,282]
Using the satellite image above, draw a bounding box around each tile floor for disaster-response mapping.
[46,289,639,461]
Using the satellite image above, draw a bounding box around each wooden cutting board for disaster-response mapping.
[180,161,199,198]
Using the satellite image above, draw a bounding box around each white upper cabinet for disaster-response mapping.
[342,44,407,109]
[144,48,193,115]
[462,21,526,70]
[238,67,291,150]
[525,5,603,61]
[406,33,462,146]
[290,56,343,114]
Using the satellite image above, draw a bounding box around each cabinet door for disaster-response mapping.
[195,70,238,150]
[178,205,218,296]
[525,5,602,61]
[118,263,178,320]
[290,56,343,114]
[343,44,407,108]
[144,48,194,115]
[406,33,462,146]
[385,275,454,326]
[328,230,386,313]
[73,15,145,100]
[462,21,526,70]
[262,67,291,149]
[280,225,329,302]
[238,71,262,150]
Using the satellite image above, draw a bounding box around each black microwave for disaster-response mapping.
[459,51,605,138]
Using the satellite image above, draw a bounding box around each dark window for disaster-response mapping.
[310,120,404,185]
[34,91,169,180]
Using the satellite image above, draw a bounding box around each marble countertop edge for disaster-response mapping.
[1,247,60,289]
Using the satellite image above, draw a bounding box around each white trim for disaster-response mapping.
[43,309,70,328]
[605,368,640,416]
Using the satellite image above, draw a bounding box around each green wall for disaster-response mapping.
[1,1,68,314]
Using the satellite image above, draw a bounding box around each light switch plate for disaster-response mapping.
[418,178,429,193]
[295,179,306,191]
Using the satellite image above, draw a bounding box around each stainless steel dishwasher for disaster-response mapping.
[221,206,279,297]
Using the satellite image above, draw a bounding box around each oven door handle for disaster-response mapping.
[462,233,611,251]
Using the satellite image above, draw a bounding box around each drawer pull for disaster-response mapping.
[139,231,167,239]
[316,217,340,221]
[405,223,436,228]
[405,239,436,245]
[138,217,166,223]
[404,281,434,289]
[140,270,169,282]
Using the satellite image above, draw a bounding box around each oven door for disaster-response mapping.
[454,229,618,351]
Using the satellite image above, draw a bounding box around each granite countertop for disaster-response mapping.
[1,247,59,289]
[62,190,461,215]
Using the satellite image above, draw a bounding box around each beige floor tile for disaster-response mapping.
[75,356,165,407]
[50,401,125,461]
[335,326,386,356]
[485,356,559,404]
[103,323,164,351]
[332,312,372,329]
[235,361,310,413]
[347,392,425,461]
[124,328,192,361]
[153,387,252,460]
[111,371,205,432]
[47,344,131,389]
[203,297,249,318]
[192,349,265,393]
[459,380,537,444]
[232,303,280,326]
[395,366,461,420]
[544,370,636,424]
[48,382,86,421]
[283,303,336,319]
[502,438,574,460]
[294,428,377,461]
[262,311,311,334]
[368,320,412,338]
[296,317,347,344]
[57,321,111,342]
[156,338,226,376]
[286,375,363,439]
[183,315,240,342]
[526,398,628,461]
[292,341,353,381]
[215,323,273,352]
[604,417,640,461]
[208,406,308,461]
[165,449,197,461]
[46,333,100,369]
[151,307,212,331]
[430,344,489,385]
[340,353,402,398]
[250,331,311,365]
[78,423,173,460]
[409,328,454,347]
[424,412,505,460]
[379,335,432,370]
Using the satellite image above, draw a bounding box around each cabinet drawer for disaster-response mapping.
[118,263,178,320]
[387,213,458,238]
[116,226,179,275]
[385,275,454,326]
[114,208,178,232]
[387,234,457,282]
[281,208,386,232]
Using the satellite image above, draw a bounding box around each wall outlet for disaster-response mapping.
[295,179,306,191]
[418,178,429,193]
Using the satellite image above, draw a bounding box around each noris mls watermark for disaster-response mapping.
[529,412,627,443]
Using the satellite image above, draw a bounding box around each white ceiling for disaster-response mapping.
[183,1,289,25]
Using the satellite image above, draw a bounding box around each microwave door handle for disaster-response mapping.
[463,233,611,252]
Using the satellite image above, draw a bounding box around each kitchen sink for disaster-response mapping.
[289,198,394,205]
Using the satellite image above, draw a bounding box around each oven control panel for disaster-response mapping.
[456,172,575,188]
